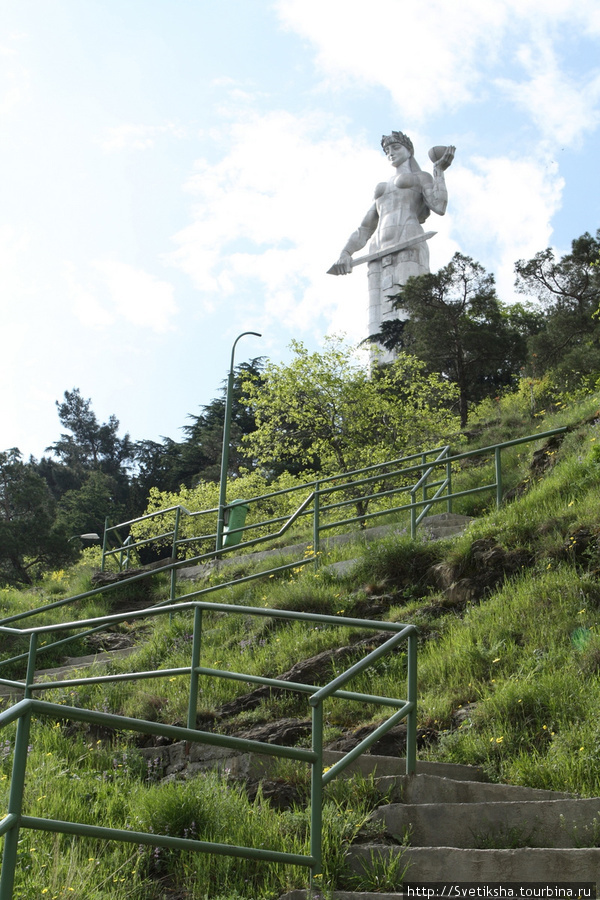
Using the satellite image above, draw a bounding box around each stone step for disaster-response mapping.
[0,648,136,702]
[420,512,474,541]
[280,893,407,900]
[372,798,600,848]
[178,514,474,582]
[222,750,487,786]
[279,893,406,900]
[376,772,575,805]
[322,750,486,783]
[348,845,600,883]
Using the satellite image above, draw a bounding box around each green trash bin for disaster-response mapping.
[223,499,250,548]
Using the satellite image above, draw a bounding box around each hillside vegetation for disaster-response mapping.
[3,228,599,588]
[2,384,600,899]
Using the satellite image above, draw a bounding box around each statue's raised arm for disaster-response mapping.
[327,131,455,359]
[418,144,455,216]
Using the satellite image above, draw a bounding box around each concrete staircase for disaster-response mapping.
[178,513,475,582]
[0,647,137,704]
[279,751,600,898]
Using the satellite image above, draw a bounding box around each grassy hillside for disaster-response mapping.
[2,387,600,898]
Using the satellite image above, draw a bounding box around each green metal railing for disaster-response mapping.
[0,428,566,677]
[0,425,568,896]
[0,600,417,898]
[102,427,566,574]
[101,444,454,572]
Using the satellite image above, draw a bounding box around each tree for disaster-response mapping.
[48,388,135,484]
[56,470,124,539]
[0,449,74,585]
[242,337,460,481]
[514,230,600,388]
[128,359,267,504]
[176,359,265,483]
[370,253,531,426]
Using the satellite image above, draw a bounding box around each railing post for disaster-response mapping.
[25,633,38,700]
[495,446,503,508]
[406,631,417,775]
[421,453,427,507]
[170,507,181,604]
[101,516,109,572]
[187,607,203,731]
[446,451,453,513]
[0,707,32,900]
[310,701,323,890]
[410,489,417,539]
[313,483,320,570]
[119,537,129,572]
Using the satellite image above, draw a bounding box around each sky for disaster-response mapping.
[2,0,600,461]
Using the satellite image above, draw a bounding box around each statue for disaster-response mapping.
[328,131,455,359]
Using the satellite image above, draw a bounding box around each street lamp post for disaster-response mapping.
[215,331,262,553]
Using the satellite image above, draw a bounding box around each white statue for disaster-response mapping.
[328,131,455,358]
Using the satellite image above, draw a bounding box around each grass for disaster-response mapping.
[3,385,600,896]
[0,719,386,899]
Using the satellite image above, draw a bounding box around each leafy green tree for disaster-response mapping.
[128,438,183,508]
[515,230,600,389]
[177,359,265,483]
[369,253,531,427]
[0,449,74,585]
[242,336,460,480]
[47,388,135,489]
[129,359,267,504]
[132,469,306,561]
[56,470,124,539]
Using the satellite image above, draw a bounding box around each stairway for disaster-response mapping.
[279,751,600,898]
[177,513,475,582]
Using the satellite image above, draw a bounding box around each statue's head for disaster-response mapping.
[381,131,414,156]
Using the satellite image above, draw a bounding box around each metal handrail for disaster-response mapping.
[102,446,451,569]
[0,427,566,646]
[0,600,416,898]
[101,427,566,575]
[0,426,568,897]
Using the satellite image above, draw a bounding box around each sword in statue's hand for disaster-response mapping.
[327,231,437,275]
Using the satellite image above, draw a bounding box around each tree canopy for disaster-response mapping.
[515,230,600,389]
[0,449,74,584]
[242,336,460,478]
[369,253,533,426]
[5,228,600,584]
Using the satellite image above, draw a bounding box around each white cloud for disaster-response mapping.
[275,0,505,121]
[274,0,600,145]
[0,34,29,115]
[66,262,115,328]
[94,260,178,333]
[451,154,564,300]
[496,40,600,146]
[67,260,178,333]
[0,225,30,297]
[166,111,379,339]
[101,122,186,152]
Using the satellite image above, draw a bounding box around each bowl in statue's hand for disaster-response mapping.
[428,145,448,163]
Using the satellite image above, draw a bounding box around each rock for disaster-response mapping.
[245,779,304,810]
[452,702,479,727]
[430,540,530,607]
[91,558,176,585]
[443,578,481,606]
[229,718,311,746]
[214,634,389,720]
[326,722,437,756]
[429,562,456,590]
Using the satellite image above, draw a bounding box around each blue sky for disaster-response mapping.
[2,0,600,460]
